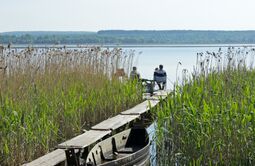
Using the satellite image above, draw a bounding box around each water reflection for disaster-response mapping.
[147,122,157,166]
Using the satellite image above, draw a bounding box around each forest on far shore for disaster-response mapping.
[1,30,255,45]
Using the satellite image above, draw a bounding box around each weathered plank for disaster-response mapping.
[58,130,111,149]
[91,114,140,131]
[154,90,170,97]
[23,149,66,166]
[143,90,170,100]
[121,100,159,115]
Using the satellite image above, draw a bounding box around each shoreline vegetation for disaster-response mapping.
[155,47,255,165]
[2,30,255,45]
[3,44,255,48]
[0,46,143,165]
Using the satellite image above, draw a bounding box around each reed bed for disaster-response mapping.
[0,46,142,165]
[155,47,255,165]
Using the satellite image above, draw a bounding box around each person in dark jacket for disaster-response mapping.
[154,65,167,90]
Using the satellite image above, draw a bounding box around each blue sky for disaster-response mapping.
[0,0,255,32]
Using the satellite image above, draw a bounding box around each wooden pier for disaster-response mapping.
[23,90,169,166]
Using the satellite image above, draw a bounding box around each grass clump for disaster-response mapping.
[0,46,143,165]
[155,47,255,165]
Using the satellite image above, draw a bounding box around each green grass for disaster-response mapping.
[155,47,255,165]
[0,47,143,165]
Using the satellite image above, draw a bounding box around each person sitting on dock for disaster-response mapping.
[130,66,140,80]
[154,64,167,90]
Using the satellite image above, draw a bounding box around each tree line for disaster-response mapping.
[1,30,255,44]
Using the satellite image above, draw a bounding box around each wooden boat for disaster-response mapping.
[85,128,150,166]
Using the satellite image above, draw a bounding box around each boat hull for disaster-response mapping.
[86,128,150,166]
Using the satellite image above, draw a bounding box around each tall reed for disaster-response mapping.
[0,46,142,165]
[155,47,255,165]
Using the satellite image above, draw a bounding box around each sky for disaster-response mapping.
[0,0,255,32]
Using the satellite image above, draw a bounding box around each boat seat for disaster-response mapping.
[103,153,118,161]
[117,147,135,154]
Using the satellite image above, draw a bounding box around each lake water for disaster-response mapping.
[9,45,251,89]
[125,46,220,89]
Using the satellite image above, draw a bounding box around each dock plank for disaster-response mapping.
[154,90,170,96]
[58,130,111,149]
[143,90,170,100]
[143,95,167,100]
[91,114,140,131]
[23,149,66,166]
[121,100,159,115]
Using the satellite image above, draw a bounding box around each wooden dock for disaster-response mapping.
[23,90,169,166]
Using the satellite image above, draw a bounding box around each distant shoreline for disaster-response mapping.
[3,44,255,49]
[2,30,255,47]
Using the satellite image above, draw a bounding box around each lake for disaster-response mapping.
[9,44,252,89]
[125,46,221,89]
[8,44,254,89]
